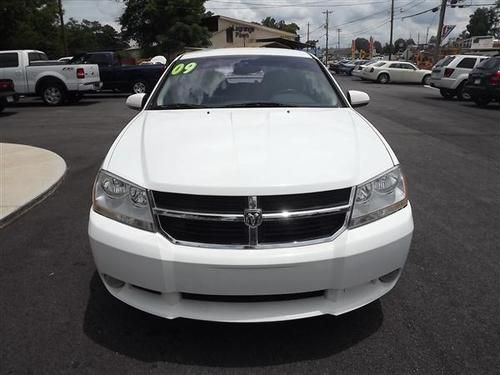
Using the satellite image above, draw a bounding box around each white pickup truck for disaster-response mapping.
[0,50,101,105]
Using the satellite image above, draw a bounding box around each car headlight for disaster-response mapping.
[92,170,154,231]
[349,165,408,228]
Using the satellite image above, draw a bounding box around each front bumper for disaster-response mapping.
[88,204,413,322]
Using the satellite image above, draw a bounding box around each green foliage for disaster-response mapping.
[0,0,62,57]
[65,19,128,54]
[354,38,369,52]
[373,41,382,54]
[394,38,407,52]
[261,17,300,35]
[120,0,211,57]
[466,7,497,37]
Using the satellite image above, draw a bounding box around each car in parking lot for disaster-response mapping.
[430,54,488,100]
[465,55,500,107]
[362,61,431,85]
[89,48,413,323]
[352,60,378,78]
[71,51,165,94]
[0,79,17,112]
[0,49,101,105]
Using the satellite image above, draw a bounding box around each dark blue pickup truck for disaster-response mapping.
[71,51,165,94]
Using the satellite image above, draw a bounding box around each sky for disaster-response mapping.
[62,0,496,48]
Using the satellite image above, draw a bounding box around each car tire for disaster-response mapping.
[440,89,455,99]
[131,80,148,94]
[41,82,66,106]
[377,73,389,84]
[422,75,431,86]
[473,96,491,108]
[456,83,471,101]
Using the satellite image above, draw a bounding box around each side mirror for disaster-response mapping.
[347,90,370,108]
[126,93,147,110]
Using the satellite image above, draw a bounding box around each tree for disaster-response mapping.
[261,17,300,35]
[354,38,369,52]
[406,38,416,46]
[373,40,382,54]
[120,0,211,58]
[0,0,63,57]
[394,38,407,52]
[382,43,393,54]
[466,7,496,37]
[65,19,128,54]
[428,35,438,44]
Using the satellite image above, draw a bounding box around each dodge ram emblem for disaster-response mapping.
[244,209,263,228]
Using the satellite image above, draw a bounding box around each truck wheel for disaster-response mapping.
[41,83,66,106]
[131,80,148,94]
[456,83,471,101]
[473,96,491,108]
[440,89,455,99]
[377,73,389,84]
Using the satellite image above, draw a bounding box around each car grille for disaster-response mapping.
[151,188,352,248]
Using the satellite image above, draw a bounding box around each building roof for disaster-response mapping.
[204,15,297,38]
[180,48,312,60]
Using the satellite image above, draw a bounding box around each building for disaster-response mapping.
[203,15,308,50]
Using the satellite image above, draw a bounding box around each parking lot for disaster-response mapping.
[1,76,499,374]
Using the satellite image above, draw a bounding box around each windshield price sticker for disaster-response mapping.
[171,62,197,76]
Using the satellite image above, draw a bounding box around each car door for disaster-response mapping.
[400,63,419,82]
[387,63,403,81]
[0,52,28,93]
[454,57,478,78]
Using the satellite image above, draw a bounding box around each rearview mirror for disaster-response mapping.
[126,93,147,110]
[347,90,370,108]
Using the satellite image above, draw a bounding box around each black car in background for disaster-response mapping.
[71,52,165,94]
[465,56,500,107]
[0,79,17,112]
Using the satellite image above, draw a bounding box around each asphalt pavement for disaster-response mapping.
[1,78,499,375]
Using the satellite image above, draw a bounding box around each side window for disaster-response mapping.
[0,53,19,68]
[389,63,400,69]
[456,58,476,69]
[88,54,111,66]
[28,52,46,63]
[401,63,416,70]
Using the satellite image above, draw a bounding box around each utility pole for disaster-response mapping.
[322,10,333,64]
[337,28,341,50]
[426,26,430,44]
[389,0,394,60]
[434,0,448,63]
[57,0,67,55]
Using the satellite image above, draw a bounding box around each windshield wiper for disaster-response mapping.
[153,103,208,109]
[220,102,298,108]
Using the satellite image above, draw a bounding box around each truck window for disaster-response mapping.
[28,52,48,64]
[0,53,19,68]
[88,54,111,66]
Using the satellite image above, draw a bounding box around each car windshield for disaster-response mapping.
[151,55,343,109]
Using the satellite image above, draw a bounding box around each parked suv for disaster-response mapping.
[430,55,488,100]
[465,56,500,107]
[89,48,413,322]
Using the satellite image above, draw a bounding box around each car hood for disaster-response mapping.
[104,108,394,195]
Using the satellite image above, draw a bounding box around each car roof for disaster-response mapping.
[180,48,313,60]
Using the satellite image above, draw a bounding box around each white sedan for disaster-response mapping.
[89,48,413,323]
[362,61,432,84]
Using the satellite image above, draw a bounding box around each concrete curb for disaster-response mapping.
[0,143,67,229]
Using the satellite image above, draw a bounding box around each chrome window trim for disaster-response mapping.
[151,188,355,249]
